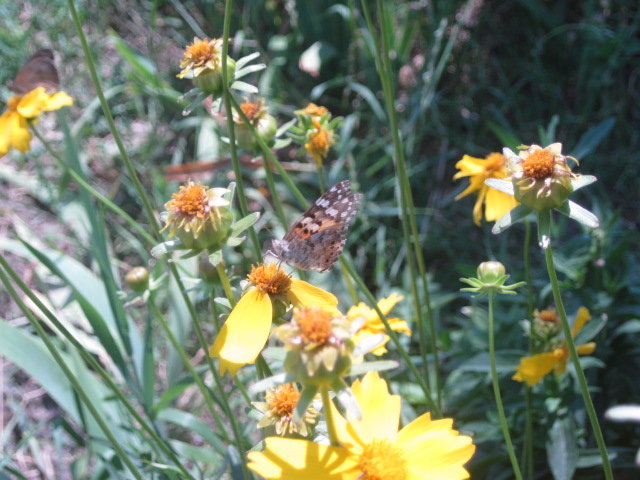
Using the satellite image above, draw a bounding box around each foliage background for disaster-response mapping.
[1,0,639,478]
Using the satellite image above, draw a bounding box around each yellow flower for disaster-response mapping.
[209,264,338,375]
[0,87,73,157]
[305,118,335,166]
[162,181,232,250]
[513,307,596,386]
[346,293,411,355]
[253,383,320,437]
[296,102,329,118]
[453,152,519,226]
[177,37,224,78]
[248,371,476,480]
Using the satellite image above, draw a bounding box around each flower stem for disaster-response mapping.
[488,293,523,480]
[320,387,339,446]
[0,255,195,479]
[360,0,440,409]
[543,243,613,479]
[522,220,534,480]
[0,265,145,480]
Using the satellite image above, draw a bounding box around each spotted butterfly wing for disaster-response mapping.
[9,49,59,94]
[271,180,362,272]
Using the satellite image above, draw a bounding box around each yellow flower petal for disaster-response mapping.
[247,437,358,479]
[484,187,518,222]
[512,351,559,386]
[377,293,404,316]
[454,175,486,200]
[41,91,73,111]
[209,287,272,375]
[453,155,486,178]
[16,87,49,118]
[572,306,591,338]
[348,371,401,442]
[288,279,338,308]
[577,342,596,356]
[0,111,31,155]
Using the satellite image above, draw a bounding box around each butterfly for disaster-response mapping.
[268,180,363,272]
[8,48,59,94]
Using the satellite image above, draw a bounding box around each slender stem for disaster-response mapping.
[522,220,534,480]
[261,153,289,230]
[488,293,523,480]
[0,255,194,478]
[543,243,613,479]
[341,258,441,416]
[148,297,229,440]
[31,128,156,246]
[315,161,326,193]
[216,262,237,306]
[320,387,339,446]
[361,0,441,409]
[0,266,144,479]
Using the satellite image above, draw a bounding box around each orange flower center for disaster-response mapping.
[267,384,300,418]
[484,152,507,175]
[538,310,558,324]
[247,264,292,295]
[183,38,218,64]
[358,440,407,480]
[240,101,263,122]
[522,149,555,179]
[167,183,209,218]
[295,307,334,345]
[301,103,328,117]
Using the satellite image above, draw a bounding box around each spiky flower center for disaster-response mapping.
[296,307,333,345]
[267,384,299,418]
[166,183,209,218]
[300,103,328,117]
[522,149,555,179]
[183,38,219,65]
[538,309,558,324]
[358,440,408,480]
[240,101,264,122]
[247,264,292,295]
[483,152,507,176]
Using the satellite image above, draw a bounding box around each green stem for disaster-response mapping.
[320,387,339,446]
[0,255,194,478]
[361,0,441,409]
[315,161,326,193]
[148,297,229,441]
[341,258,440,416]
[0,266,144,479]
[31,127,156,246]
[261,153,289,230]
[216,262,237,306]
[488,293,523,480]
[522,220,534,480]
[543,243,613,479]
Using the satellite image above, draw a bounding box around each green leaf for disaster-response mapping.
[570,117,615,159]
[546,416,578,480]
[574,314,607,345]
[158,409,226,454]
[556,201,599,229]
[230,212,260,237]
[487,122,521,150]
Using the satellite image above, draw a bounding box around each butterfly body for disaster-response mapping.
[270,180,362,272]
[9,49,59,94]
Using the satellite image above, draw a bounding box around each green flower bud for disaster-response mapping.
[234,99,278,152]
[192,57,236,95]
[125,266,149,292]
[477,261,506,284]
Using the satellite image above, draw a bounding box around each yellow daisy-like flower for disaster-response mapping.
[0,87,73,157]
[296,102,329,118]
[453,152,519,226]
[248,371,476,480]
[209,264,338,375]
[177,37,224,78]
[346,293,411,355]
[162,181,232,250]
[305,117,335,167]
[253,383,320,437]
[513,307,597,386]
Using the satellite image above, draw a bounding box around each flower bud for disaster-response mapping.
[275,307,353,387]
[125,266,149,292]
[477,261,506,284]
[162,182,233,251]
[234,99,277,152]
[177,37,236,96]
[192,57,235,95]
